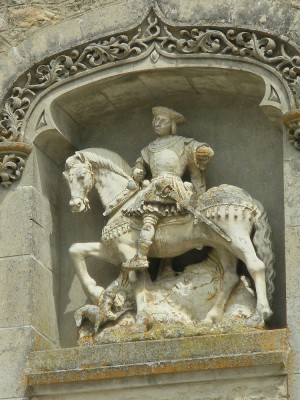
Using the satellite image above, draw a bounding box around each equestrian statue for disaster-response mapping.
[63,106,275,336]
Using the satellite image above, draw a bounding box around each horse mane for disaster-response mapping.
[78,148,133,179]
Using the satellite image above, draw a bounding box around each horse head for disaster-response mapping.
[63,152,94,213]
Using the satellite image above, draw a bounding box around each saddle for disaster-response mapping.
[101,214,193,242]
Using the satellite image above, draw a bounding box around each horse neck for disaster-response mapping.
[94,168,129,208]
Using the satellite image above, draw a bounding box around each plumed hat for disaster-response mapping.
[152,106,185,124]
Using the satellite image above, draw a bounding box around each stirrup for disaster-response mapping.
[122,255,149,270]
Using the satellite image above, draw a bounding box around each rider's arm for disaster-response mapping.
[132,156,146,183]
[187,141,214,195]
[193,142,214,170]
[188,164,206,195]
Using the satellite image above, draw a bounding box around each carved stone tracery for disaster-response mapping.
[1,12,300,186]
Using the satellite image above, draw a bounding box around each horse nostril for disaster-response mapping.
[69,199,81,208]
[69,198,84,211]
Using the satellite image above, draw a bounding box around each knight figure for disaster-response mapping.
[122,106,214,270]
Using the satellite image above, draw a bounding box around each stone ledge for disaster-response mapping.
[27,329,288,386]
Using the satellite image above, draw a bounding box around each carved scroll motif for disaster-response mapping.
[2,17,300,140]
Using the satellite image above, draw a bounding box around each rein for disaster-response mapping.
[103,183,139,217]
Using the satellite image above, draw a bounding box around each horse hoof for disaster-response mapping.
[132,311,153,333]
[202,317,213,325]
[261,307,273,321]
[131,323,148,334]
[247,312,264,328]
[203,311,222,325]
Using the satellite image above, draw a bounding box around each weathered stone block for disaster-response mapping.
[0,47,27,97]
[0,185,51,228]
[9,6,59,29]
[159,0,232,24]
[30,373,288,400]
[289,372,300,400]
[28,330,288,380]
[0,255,59,344]
[285,226,300,298]
[283,157,300,228]
[27,330,288,399]
[232,0,295,34]
[15,17,83,67]
[0,186,59,271]
[21,148,61,207]
[0,326,53,399]
[78,0,147,38]
[286,296,300,374]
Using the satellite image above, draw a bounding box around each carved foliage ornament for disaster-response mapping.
[0,142,31,187]
[283,110,300,149]
[2,14,300,141]
[1,13,300,187]
[0,154,25,188]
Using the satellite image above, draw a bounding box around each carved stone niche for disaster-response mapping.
[10,11,296,400]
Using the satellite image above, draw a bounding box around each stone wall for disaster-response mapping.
[0,0,300,61]
[1,1,300,399]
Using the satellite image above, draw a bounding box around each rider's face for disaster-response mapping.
[153,115,172,137]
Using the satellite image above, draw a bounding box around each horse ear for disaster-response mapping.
[62,171,68,180]
[75,152,86,163]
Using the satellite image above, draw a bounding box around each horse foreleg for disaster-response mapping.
[69,242,110,304]
[203,248,239,324]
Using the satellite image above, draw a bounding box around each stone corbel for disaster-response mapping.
[0,142,32,188]
[283,110,300,150]
[0,85,33,187]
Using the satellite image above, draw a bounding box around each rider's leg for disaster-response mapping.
[136,214,159,264]
[122,213,159,269]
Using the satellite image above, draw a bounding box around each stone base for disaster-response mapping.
[27,329,288,400]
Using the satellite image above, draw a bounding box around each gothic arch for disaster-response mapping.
[1,10,300,185]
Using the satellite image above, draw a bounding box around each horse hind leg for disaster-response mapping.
[233,236,272,322]
[131,270,153,333]
[203,248,239,324]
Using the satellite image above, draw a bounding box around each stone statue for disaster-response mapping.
[122,106,214,270]
[63,107,275,344]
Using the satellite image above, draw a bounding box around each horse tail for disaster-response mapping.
[252,199,275,304]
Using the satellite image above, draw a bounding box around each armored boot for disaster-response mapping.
[122,214,159,270]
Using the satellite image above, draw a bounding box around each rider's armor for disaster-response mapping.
[123,135,213,217]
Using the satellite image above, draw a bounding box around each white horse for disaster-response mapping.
[63,148,275,328]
